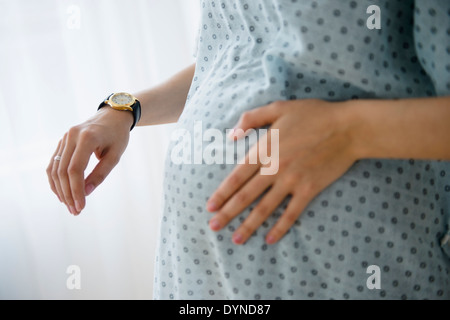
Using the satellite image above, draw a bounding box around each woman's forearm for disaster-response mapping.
[134,63,196,126]
[347,96,450,161]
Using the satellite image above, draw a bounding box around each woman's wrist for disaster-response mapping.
[342,98,402,161]
[338,99,373,161]
[93,106,134,132]
[342,96,450,161]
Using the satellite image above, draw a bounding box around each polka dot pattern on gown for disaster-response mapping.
[153,0,450,300]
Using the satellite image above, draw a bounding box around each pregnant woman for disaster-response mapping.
[47,0,450,299]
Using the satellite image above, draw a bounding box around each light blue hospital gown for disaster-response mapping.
[153,0,450,299]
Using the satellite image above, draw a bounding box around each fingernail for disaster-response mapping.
[85,184,95,196]
[207,201,217,212]
[228,128,235,139]
[266,235,276,245]
[233,233,243,245]
[233,129,245,140]
[75,200,82,213]
[69,206,77,215]
[210,219,221,231]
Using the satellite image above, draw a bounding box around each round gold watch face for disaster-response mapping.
[111,92,134,106]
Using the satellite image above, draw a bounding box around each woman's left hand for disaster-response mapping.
[206,99,359,245]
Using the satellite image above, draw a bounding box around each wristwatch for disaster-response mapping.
[98,92,141,131]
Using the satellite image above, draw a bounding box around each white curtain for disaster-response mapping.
[0,0,200,299]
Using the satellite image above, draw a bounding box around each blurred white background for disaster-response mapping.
[0,0,200,299]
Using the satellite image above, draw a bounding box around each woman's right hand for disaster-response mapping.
[46,107,133,215]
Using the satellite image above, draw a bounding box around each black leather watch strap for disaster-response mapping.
[131,99,141,131]
[98,94,141,131]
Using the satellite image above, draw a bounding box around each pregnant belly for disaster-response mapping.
[158,84,449,298]
[163,103,446,251]
[163,76,447,246]
[155,67,450,299]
